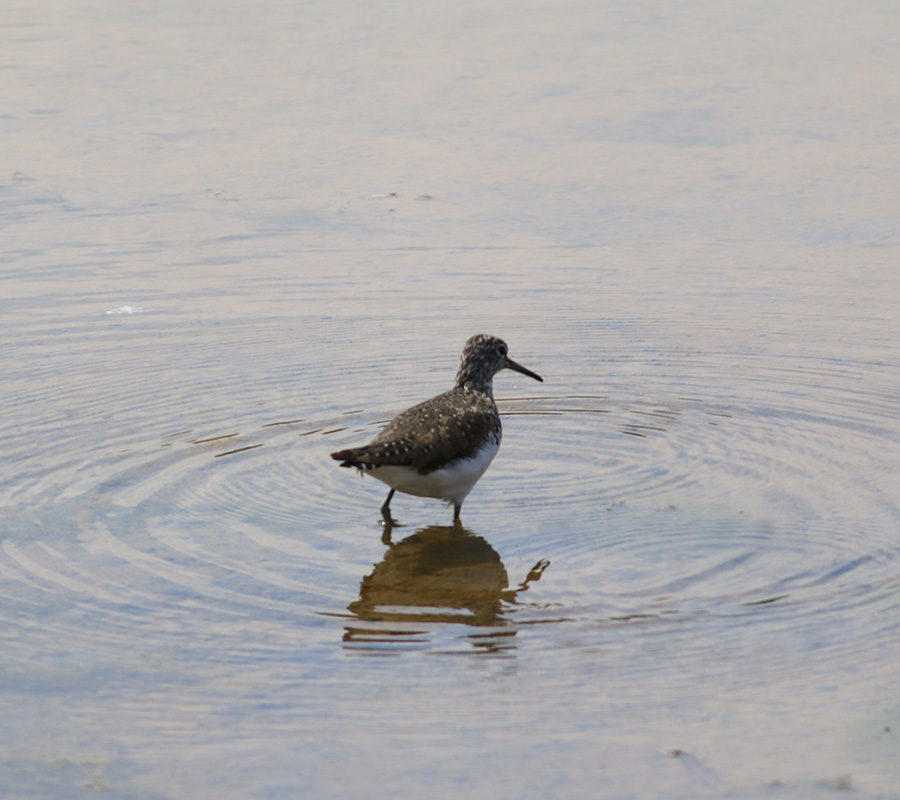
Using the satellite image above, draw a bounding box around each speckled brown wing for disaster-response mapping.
[389,391,499,474]
[330,389,500,475]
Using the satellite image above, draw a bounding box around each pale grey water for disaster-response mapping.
[3,1,900,798]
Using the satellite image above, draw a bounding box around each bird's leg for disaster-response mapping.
[452,500,463,528]
[380,489,400,528]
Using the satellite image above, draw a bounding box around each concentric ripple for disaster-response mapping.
[4,312,900,659]
[472,350,900,687]
[1,298,899,789]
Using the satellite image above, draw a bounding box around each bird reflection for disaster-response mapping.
[344,525,549,649]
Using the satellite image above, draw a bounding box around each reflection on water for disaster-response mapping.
[344,525,550,650]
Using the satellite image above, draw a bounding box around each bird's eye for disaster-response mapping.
[497,344,508,356]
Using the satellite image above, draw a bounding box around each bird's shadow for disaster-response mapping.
[345,525,550,633]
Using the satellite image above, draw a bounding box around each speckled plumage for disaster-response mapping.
[331,334,542,525]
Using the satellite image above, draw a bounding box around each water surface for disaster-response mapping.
[2,1,900,798]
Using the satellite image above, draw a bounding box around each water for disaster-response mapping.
[3,1,900,797]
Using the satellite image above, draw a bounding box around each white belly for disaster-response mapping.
[369,440,500,504]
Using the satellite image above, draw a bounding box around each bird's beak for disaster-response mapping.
[505,357,543,383]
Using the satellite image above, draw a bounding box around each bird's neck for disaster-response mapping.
[454,369,494,396]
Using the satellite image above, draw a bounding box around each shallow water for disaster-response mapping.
[3,1,900,797]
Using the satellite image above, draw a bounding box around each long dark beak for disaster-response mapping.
[505,357,543,383]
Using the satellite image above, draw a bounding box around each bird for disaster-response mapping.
[330,334,543,526]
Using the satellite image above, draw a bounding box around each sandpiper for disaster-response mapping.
[330,334,543,526]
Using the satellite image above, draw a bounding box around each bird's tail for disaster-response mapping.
[330,447,367,468]
[330,444,409,469]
